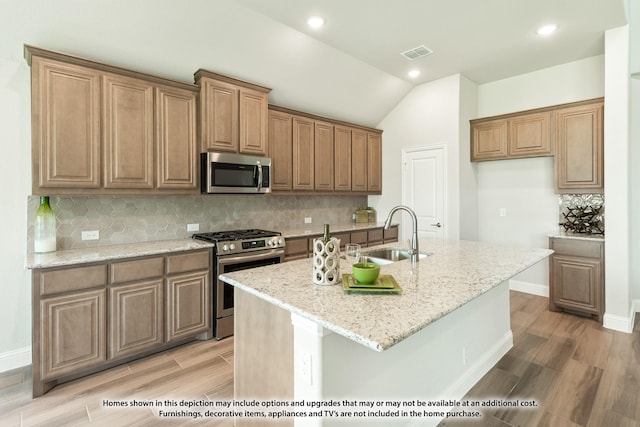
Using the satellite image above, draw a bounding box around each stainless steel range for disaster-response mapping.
[192,229,285,339]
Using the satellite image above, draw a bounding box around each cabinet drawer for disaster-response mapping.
[110,257,164,284]
[550,238,602,259]
[367,228,383,244]
[166,250,211,274]
[39,264,108,296]
[350,231,368,246]
[285,237,309,260]
[383,225,399,242]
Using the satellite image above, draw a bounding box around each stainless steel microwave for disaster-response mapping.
[201,152,271,194]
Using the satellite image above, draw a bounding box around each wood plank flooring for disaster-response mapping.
[0,291,638,426]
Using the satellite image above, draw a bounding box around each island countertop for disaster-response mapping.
[220,238,552,352]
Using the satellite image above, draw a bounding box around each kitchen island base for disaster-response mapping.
[234,281,512,427]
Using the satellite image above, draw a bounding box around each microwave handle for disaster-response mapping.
[256,162,263,192]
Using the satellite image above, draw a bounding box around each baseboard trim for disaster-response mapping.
[509,279,548,297]
[602,310,638,334]
[0,346,31,373]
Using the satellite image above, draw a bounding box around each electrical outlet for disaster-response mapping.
[304,217,312,224]
[187,223,200,232]
[301,352,312,384]
[82,230,99,241]
[463,346,469,366]
[499,208,507,217]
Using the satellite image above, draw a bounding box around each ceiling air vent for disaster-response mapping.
[400,45,433,60]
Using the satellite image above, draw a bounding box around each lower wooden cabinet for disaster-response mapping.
[166,271,210,342]
[40,289,107,381]
[32,248,212,396]
[549,237,604,322]
[283,225,399,261]
[109,280,164,360]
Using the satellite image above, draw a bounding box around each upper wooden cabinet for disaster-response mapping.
[292,116,315,191]
[268,105,383,194]
[194,69,271,156]
[314,121,335,191]
[554,100,604,194]
[25,45,199,195]
[334,125,352,191]
[31,57,102,190]
[268,110,293,191]
[366,132,382,192]
[471,111,552,162]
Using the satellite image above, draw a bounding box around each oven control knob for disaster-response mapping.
[278,238,284,246]
[229,243,236,251]
[222,244,229,252]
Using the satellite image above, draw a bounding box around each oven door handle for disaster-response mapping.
[217,248,284,266]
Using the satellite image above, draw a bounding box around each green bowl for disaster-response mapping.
[352,262,380,283]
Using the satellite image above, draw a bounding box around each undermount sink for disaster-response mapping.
[362,248,431,265]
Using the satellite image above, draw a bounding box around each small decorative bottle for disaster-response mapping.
[34,196,56,253]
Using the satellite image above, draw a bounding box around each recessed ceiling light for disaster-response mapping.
[408,70,420,78]
[536,24,557,36]
[307,16,325,29]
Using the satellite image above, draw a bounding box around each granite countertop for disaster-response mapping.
[220,238,552,352]
[25,239,214,269]
[548,230,605,242]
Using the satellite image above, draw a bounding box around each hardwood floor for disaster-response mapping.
[440,291,640,427]
[0,291,638,426]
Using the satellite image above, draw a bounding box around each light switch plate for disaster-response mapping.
[187,223,200,232]
[304,217,312,224]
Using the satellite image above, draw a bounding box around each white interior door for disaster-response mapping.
[402,146,446,243]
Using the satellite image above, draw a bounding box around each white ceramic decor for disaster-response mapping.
[312,237,341,285]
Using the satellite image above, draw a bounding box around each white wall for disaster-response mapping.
[604,25,633,330]
[629,1,640,316]
[476,56,605,295]
[370,74,475,242]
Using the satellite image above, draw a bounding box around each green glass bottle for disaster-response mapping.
[34,196,56,253]
[323,224,330,243]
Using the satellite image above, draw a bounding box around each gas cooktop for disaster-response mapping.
[192,229,285,255]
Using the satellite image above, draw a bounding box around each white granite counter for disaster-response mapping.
[220,238,552,352]
[548,230,605,242]
[25,239,214,269]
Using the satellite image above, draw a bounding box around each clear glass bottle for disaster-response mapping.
[34,196,56,253]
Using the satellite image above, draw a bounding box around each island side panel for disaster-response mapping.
[235,289,294,425]
[291,281,512,427]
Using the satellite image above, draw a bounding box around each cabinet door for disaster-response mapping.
[292,116,315,190]
[200,79,238,152]
[268,110,293,191]
[351,129,367,192]
[284,237,310,261]
[239,88,269,155]
[314,121,334,191]
[166,270,210,342]
[40,289,106,380]
[550,255,602,317]
[367,132,382,192]
[32,57,101,190]
[470,120,508,161]
[555,101,604,193]
[155,86,198,191]
[103,74,154,189]
[334,125,352,191]
[109,280,163,359]
[508,112,552,158]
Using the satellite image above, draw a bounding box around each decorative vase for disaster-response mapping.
[312,224,341,286]
[34,196,56,253]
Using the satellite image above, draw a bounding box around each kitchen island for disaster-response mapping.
[220,238,552,427]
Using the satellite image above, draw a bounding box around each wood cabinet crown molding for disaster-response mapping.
[194,68,271,94]
[25,45,199,93]
[269,104,383,135]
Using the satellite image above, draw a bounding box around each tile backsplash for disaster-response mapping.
[28,195,367,251]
